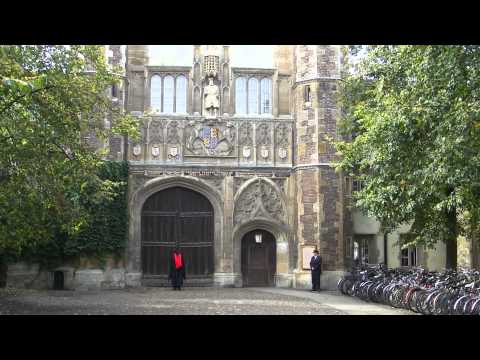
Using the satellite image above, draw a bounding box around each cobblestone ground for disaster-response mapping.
[0,287,413,315]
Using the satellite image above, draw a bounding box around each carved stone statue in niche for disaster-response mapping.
[204,77,220,118]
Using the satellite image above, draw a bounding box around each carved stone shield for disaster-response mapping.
[169,146,178,157]
[243,146,251,159]
[151,145,160,157]
[261,146,269,159]
[133,144,141,156]
[278,147,287,159]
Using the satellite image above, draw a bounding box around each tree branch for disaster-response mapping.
[0,85,55,115]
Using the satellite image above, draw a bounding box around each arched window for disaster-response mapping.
[163,75,174,113]
[260,78,272,114]
[235,77,247,114]
[150,75,162,112]
[248,78,258,114]
[175,75,187,113]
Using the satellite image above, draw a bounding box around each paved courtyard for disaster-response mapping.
[0,287,413,315]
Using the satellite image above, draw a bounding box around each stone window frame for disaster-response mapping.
[232,68,275,117]
[146,66,191,115]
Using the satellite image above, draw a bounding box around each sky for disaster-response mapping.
[148,45,275,68]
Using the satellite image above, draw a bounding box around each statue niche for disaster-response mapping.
[202,51,221,118]
[203,77,220,118]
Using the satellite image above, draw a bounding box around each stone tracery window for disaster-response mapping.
[235,75,272,115]
[150,74,187,114]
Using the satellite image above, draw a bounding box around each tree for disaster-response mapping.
[0,45,139,261]
[335,45,480,269]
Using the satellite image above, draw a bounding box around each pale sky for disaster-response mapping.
[148,45,275,68]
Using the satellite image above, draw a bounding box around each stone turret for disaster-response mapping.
[125,45,149,113]
[292,45,347,289]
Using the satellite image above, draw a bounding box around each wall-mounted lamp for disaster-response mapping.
[255,233,262,243]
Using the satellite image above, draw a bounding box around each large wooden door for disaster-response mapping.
[241,230,276,287]
[141,187,214,282]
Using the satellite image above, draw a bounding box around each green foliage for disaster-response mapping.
[13,161,129,268]
[0,45,139,263]
[335,46,480,267]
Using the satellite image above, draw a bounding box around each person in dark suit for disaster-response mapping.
[169,248,186,290]
[310,249,322,291]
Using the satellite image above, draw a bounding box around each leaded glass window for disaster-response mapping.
[163,75,174,113]
[235,77,247,114]
[150,75,162,112]
[248,78,258,114]
[260,78,272,114]
[175,75,187,113]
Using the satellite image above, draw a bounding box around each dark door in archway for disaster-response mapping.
[241,230,276,287]
[141,187,214,282]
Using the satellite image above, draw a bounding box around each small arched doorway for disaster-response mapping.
[141,186,214,284]
[241,229,276,287]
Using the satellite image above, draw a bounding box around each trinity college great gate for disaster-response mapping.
[122,45,347,290]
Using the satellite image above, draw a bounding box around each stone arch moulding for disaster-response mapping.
[233,177,288,228]
[126,176,224,287]
[232,218,292,288]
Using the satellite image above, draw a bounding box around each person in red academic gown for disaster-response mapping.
[169,248,186,290]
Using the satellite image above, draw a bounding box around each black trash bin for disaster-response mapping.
[53,271,64,290]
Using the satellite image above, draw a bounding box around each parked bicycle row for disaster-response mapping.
[337,264,480,315]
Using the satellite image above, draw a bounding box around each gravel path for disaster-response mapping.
[0,287,412,315]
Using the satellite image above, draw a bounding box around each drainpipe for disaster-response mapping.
[383,230,389,266]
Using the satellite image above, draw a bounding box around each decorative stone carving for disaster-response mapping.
[204,177,224,193]
[204,77,220,118]
[242,146,252,159]
[151,145,160,157]
[272,178,286,194]
[275,123,290,147]
[167,121,180,144]
[132,144,142,156]
[185,121,235,156]
[260,145,269,159]
[238,122,253,146]
[234,178,286,226]
[278,147,287,159]
[256,123,271,145]
[168,146,179,160]
[233,177,249,196]
[148,119,164,143]
[130,175,146,191]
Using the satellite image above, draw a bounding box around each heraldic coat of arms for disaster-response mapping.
[185,122,235,156]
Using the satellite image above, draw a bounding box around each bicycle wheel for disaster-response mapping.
[415,290,430,315]
[424,290,440,315]
[453,295,469,315]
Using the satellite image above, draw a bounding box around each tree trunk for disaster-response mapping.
[445,207,458,270]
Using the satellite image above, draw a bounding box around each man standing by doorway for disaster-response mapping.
[310,249,322,292]
[169,248,186,290]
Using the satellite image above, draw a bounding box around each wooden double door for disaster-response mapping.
[141,187,214,280]
[241,230,276,287]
